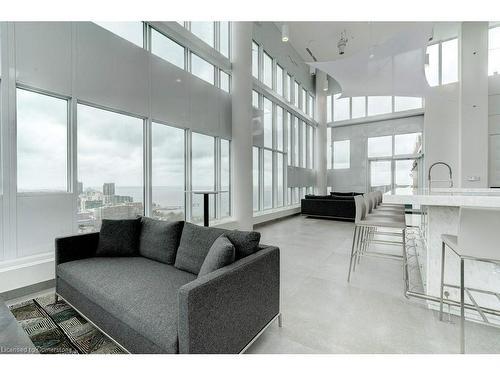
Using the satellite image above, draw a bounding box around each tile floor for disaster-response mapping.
[246,215,500,354]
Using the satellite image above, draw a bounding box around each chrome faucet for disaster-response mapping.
[428,162,453,190]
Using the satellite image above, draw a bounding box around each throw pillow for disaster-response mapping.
[95,218,142,257]
[138,217,184,264]
[198,235,235,277]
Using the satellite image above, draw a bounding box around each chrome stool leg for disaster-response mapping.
[352,226,363,273]
[347,226,359,282]
[460,258,465,354]
[439,241,446,321]
[402,228,409,296]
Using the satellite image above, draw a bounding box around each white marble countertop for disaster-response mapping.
[383,187,500,207]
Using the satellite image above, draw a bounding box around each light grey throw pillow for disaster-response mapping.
[198,235,235,278]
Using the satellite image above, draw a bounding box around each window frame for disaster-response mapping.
[189,51,216,85]
[16,86,71,194]
[150,26,186,70]
[333,139,351,170]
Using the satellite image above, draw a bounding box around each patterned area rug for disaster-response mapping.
[9,295,126,354]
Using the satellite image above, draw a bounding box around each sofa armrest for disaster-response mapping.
[178,245,280,354]
[55,232,99,266]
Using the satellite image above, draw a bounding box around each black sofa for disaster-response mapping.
[55,218,280,354]
[301,192,363,221]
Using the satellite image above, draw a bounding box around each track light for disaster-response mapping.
[282,24,289,42]
[323,78,329,92]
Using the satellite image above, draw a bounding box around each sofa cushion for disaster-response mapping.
[330,191,363,197]
[330,195,356,201]
[174,223,261,274]
[198,235,235,278]
[95,218,142,257]
[57,257,196,353]
[174,223,226,274]
[139,218,184,264]
[225,230,261,260]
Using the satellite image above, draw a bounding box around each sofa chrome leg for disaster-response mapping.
[278,313,283,328]
[54,294,59,304]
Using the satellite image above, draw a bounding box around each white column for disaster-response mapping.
[315,70,328,195]
[459,22,489,187]
[231,22,254,230]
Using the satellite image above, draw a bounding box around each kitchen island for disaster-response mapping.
[384,188,500,319]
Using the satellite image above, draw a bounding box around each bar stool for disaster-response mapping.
[374,190,405,210]
[439,207,500,354]
[366,192,405,216]
[348,195,408,292]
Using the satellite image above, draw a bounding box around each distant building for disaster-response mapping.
[103,182,115,196]
[77,181,83,195]
[84,200,103,210]
[95,202,144,223]
[104,195,133,205]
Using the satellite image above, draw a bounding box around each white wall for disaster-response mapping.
[424,22,492,188]
[0,21,232,291]
[459,22,489,188]
[423,83,460,187]
[14,22,232,138]
[488,75,500,186]
[329,115,424,193]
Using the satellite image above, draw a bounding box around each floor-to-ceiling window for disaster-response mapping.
[191,132,215,223]
[276,152,284,207]
[263,97,273,149]
[488,26,500,76]
[425,38,459,87]
[263,149,273,209]
[16,88,68,193]
[220,139,231,218]
[95,22,144,48]
[327,94,423,124]
[77,104,144,232]
[190,22,215,48]
[253,146,260,212]
[368,132,422,193]
[151,28,185,69]
[151,122,185,221]
[190,53,215,85]
[251,38,316,214]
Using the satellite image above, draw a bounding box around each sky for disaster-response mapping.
[17,89,67,192]
[16,89,218,192]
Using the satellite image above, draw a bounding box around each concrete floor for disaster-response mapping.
[246,215,500,354]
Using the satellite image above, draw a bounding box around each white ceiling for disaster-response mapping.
[278,22,460,62]
[277,22,461,97]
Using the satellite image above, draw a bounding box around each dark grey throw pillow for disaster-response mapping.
[224,230,261,260]
[198,235,235,278]
[95,218,142,257]
[139,218,184,264]
[174,223,226,274]
[174,222,262,274]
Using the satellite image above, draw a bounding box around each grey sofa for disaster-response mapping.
[55,221,280,354]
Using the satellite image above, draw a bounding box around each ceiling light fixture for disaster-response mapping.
[338,30,348,55]
[282,24,289,42]
[369,46,375,59]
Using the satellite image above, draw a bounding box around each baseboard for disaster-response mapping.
[253,207,301,225]
[0,253,55,294]
[0,279,55,301]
